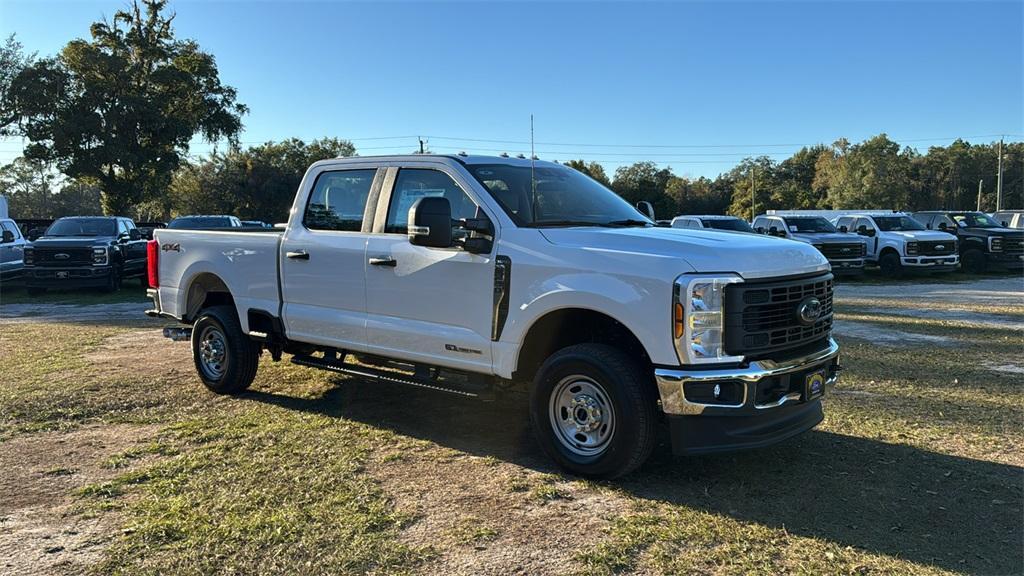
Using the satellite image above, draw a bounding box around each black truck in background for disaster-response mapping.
[23,216,148,294]
[912,211,1024,273]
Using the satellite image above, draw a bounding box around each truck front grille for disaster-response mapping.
[819,242,865,260]
[724,273,833,359]
[1001,237,1024,253]
[917,240,957,256]
[32,248,94,267]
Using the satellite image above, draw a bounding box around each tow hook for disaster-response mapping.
[163,327,193,342]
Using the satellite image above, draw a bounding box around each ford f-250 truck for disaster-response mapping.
[754,212,868,276]
[146,155,841,478]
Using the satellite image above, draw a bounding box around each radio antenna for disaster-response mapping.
[530,114,537,219]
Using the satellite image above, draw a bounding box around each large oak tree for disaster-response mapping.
[7,0,246,214]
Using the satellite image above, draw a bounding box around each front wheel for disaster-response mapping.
[191,305,260,394]
[103,268,122,293]
[530,343,658,479]
[961,249,986,274]
[879,252,902,277]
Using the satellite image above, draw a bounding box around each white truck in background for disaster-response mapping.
[145,154,841,478]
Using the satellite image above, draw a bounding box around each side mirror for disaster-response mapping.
[27,229,41,241]
[755,226,765,234]
[408,197,453,248]
[129,228,142,240]
[937,222,947,231]
[1002,220,1009,227]
[1,230,13,244]
[636,200,655,221]
[838,225,848,233]
[142,229,154,240]
[768,225,784,237]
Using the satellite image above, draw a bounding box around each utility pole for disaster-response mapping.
[418,137,425,154]
[996,137,1004,211]
[977,179,983,211]
[750,166,756,220]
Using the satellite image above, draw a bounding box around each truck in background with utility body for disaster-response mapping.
[146,155,841,478]
[754,212,867,276]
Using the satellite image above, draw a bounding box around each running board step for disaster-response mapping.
[290,354,495,401]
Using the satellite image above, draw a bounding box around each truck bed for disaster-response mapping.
[153,228,284,331]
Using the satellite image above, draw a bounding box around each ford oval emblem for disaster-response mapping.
[54,253,70,260]
[935,244,945,250]
[797,297,822,326]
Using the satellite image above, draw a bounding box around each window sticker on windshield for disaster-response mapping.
[790,225,798,232]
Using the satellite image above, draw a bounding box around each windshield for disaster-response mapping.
[873,216,925,232]
[44,218,116,237]
[782,217,836,233]
[466,163,651,227]
[168,216,236,229]
[703,218,754,233]
[951,213,1002,228]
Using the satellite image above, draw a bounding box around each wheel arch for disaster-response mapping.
[512,307,653,384]
[182,272,235,323]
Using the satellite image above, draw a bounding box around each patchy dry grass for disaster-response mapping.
[1,278,1022,575]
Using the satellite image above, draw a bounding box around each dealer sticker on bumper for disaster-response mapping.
[805,369,826,401]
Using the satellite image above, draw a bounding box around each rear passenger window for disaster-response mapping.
[385,169,479,234]
[304,169,377,231]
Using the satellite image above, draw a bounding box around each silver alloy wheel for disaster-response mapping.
[197,325,228,380]
[549,375,616,456]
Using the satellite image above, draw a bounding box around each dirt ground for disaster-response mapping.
[1,274,1022,575]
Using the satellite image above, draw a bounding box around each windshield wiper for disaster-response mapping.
[604,219,651,227]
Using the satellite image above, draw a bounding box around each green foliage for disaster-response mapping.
[168,137,356,223]
[0,157,102,218]
[7,0,246,215]
[0,34,34,134]
[814,134,916,209]
[565,159,612,187]
[611,161,675,219]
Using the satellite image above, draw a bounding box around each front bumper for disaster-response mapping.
[828,259,865,275]
[655,338,840,454]
[987,252,1024,269]
[25,266,112,288]
[901,255,958,271]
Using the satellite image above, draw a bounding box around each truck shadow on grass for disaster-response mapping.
[243,379,1022,575]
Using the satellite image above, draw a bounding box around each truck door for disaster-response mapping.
[363,166,496,373]
[280,167,381,350]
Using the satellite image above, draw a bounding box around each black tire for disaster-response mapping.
[103,268,122,293]
[26,286,46,296]
[879,251,902,277]
[961,249,986,274]
[190,305,260,394]
[529,343,658,479]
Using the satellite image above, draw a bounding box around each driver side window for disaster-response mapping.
[385,169,479,235]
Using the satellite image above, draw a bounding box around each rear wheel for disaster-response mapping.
[530,343,657,479]
[191,305,260,394]
[879,252,902,277]
[961,249,986,274]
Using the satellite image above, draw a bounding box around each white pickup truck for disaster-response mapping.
[146,155,841,478]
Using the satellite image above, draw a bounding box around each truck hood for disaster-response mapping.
[788,231,865,244]
[884,230,957,242]
[31,236,114,248]
[539,226,830,280]
[956,227,1024,239]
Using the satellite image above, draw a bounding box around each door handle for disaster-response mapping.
[286,250,310,260]
[368,256,397,267]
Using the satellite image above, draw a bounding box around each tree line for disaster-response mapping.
[1,1,1020,224]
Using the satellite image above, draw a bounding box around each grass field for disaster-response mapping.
[0,276,1021,575]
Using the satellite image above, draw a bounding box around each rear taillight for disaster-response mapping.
[147,239,159,288]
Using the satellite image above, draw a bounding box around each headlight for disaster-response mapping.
[990,237,1003,252]
[23,247,34,265]
[673,275,744,365]
[92,247,109,265]
[906,241,919,256]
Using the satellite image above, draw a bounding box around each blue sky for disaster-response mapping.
[1,0,1022,178]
